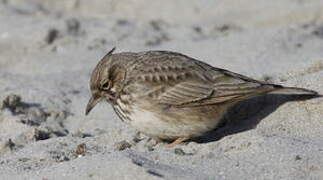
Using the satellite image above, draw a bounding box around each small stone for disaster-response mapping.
[296,43,303,48]
[18,158,30,162]
[131,159,143,166]
[217,24,230,32]
[193,26,202,33]
[116,19,129,26]
[174,148,186,155]
[50,151,70,162]
[295,155,302,161]
[132,132,143,143]
[2,139,15,151]
[114,140,132,151]
[33,128,50,141]
[72,131,92,138]
[147,146,154,151]
[1,94,21,112]
[146,169,164,178]
[312,25,323,38]
[45,29,59,44]
[75,143,87,157]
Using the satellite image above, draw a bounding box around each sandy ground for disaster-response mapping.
[0,0,323,179]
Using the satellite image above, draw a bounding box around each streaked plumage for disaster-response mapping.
[86,48,319,146]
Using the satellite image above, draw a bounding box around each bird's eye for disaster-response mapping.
[101,81,110,90]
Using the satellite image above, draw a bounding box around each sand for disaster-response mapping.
[0,0,323,179]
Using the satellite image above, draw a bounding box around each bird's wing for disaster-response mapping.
[157,75,268,107]
[126,50,274,107]
[157,80,215,106]
[156,67,272,107]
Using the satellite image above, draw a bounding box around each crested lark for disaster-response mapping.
[86,48,319,147]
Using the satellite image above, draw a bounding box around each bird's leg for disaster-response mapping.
[165,137,189,148]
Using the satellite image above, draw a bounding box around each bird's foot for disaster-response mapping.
[165,137,189,148]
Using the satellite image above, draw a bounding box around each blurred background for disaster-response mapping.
[1,0,323,75]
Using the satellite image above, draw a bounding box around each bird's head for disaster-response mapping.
[85,47,124,115]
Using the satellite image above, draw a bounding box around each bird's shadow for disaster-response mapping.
[195,94,320,143]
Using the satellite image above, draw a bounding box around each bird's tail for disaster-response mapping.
[268,85,319,96]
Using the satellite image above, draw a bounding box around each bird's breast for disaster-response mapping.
[113,95,134,123]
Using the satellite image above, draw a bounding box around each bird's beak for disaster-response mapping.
[85,96,102,115]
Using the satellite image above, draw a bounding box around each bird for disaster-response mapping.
[85,47,319,147]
